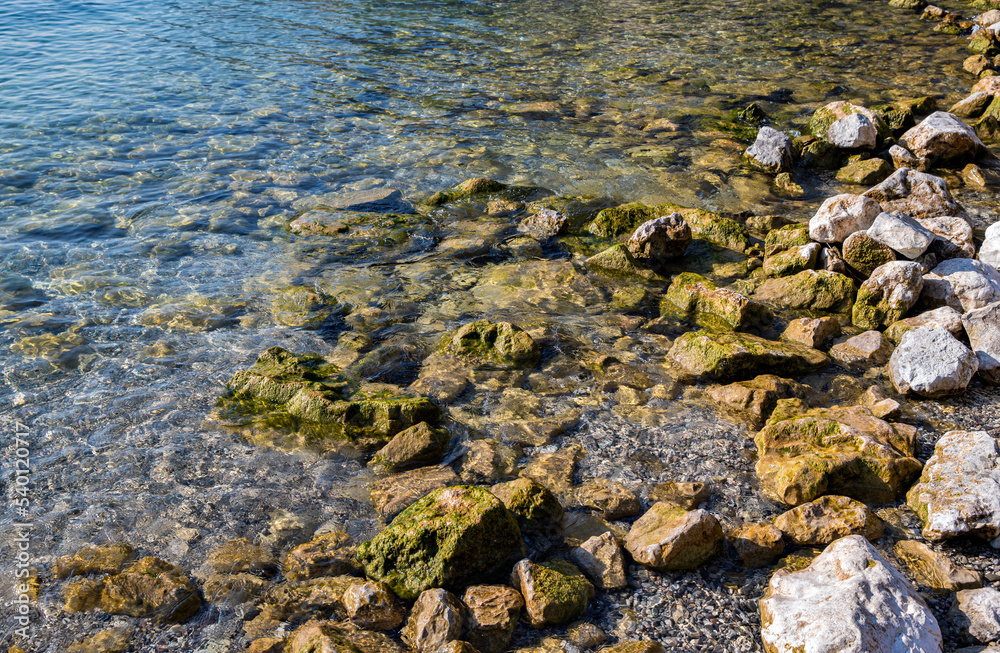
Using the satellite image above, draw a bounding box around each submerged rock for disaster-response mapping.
[889,327,979,397]
[660,272,772,331]
[427,177,507,206]
[371,465,461,520]
[286,620,403,653]
[343,581,405,631]
[893,540,984,592]
[707,374,810,429]
[357,486,523,600]
[772,495,884,546]
[100,557,201,623]
[284,531,362,581]
[852,261,924,330]
[624,504,723,570]
[370,422,451,472]
[760,536,942,653]
[510,559,594,628]
[443,320,540,371]
[906,430,1000,545]
[667,330,830,382]
[53,544,136,579]
[518,208,568,241]
[585,244,666,281]
[754,401,922,506]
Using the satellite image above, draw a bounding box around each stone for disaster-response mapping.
[980,221,1000,268]
[462,585,524,653]
[99,557,201,623]
[357,486,524,600]
[647,481,712,510]
[427,178,507,206]
[602,643,666,653]
[569,479,640,520]
[963,301,1000,383]
[625,214,692,264]
[907,430,1000,545]
[891,144,921,168]
[755,401,921,506]
[893,540,984,592]
[773,495,885,546]
[886,306,964,344]
[53,544,136,579]
[890,327,979,397]
[920,215,976,260]
[66,629,131,653]
[745,126,794,172]
[569,532,627,589]
[64,577,104,612]
[852,261,924,330]
[901,112,984,164]
[371,465,461,520]
[370,422,451,472]
[842,231,896,277]
[205,538,277,576]
[585,244,665,280]
[828,113,878,149]
[966,54,995,76]
[444,320,540,371]
[764,223,812,254]
[660,272,772,331]
[667,330,831,382]
[727,522,784,568]
[754,270,856,312]
[867,211,936,259]
[343,581,405,631]
[836,157,893,185]
[403,589,465,652]
[950,93,993,119]
[781,316,842,349]
[521,445,583,494]
[565,622,606,649]
[284,532,363,581]
[510,559,594,628]
[774,172,805,196]
[317,187,412,213]
[811,101,889,142]
[746,214,793,234]
[809,193,881,243]
[861,385,902,420]
[760,535,942,653]
[457,439,519,483]
[763,243,820,277]
[707,374,810,429]
[951,588,1000,644]
[830,330,894,369]
[285,620,404,653]
[489,478,565,536]
[624,504,723,570]
[249,575,355,626]
[201,572,271,604]
[863,168,962,222]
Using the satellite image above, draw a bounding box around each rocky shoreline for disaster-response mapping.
[11,2,1000,653]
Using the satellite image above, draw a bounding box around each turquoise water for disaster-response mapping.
[0,0,989,650]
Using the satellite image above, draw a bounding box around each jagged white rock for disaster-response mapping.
[889,327,978,397]
[809,194,881,243]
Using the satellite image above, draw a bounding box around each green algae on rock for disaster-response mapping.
[490,477,565,536]
[53,544,136,579]
[286,619,404,653]
[624,503,723,570]
[754,401,923,507]
[99,557,201,624]
[585,244,667,281]
[660,272,772,332]
[587,202,748,252]
[764,224,811,254]
[667,330,830,382]
[511,558,595,628]
[269,286,345,328]
[426,177,508,206]
[836,158,894,185]
[356,486,524,600]
[283,531,363,581]
[216,347,441,449]
[754,269,856,313]
[369,421,451,472]
[442,320,541,371]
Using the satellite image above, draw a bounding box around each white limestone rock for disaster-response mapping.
[900,112,984,164]
[886,306,965,344]
[828,113,877,150]
[864,168,963,221]
[919,215,976,260]
[745,127,794,173]
[867,211,936,259]
[890,144,920,169]
[980,221,1000,270]
[921,258,1000,313]
[950,587,1000,645]
[809,194,881,243]
[760,535,942,653]
[889,327,978,397]
[963,301,1000,384]
[907,430,1000,546]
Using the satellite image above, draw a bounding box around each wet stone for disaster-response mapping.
[727,522,784,568]
[284,531,363,581]
[343,581,404,631]
[754,269,856,313]
[647,481,712,510]
[457,439,519,485]
[893,540,984,592]
[462,585,524,653]
[370,421,451,472]
[490,477,565,536]
[569,532,627,590]
[521,445,583,494]
[624,504,723,571]
[205,538,277,576]
[66,629,131,653]
[773,495,885,546]
[660,272,772,331]
[518,209,568,241]
[370,464,461,520]
[668,330,831,383]
[781,316,842,349]
[53,544,136,579]
[568,478,640,520]
[510,559,594,628]
[707,374,810,429]
[99,557,201,624]
[285,620,404,653]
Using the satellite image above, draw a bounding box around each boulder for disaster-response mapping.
[921,258,1000,313]
[727,522,784,568]
[867,211,935,259]
[647,481,712,510]
[852,261,924,330]
[623,504,723,570]
[764,223,812,254]
[754,269,856,312]
[950,588,1000,645]
[510,559,594,628]
[745,127,795,173]
[667,330,831,382]
[402,589,465,652]
[660,272,772,331]
[489,478,564,536]
[462,585,524,653]
[980,221,1000,269]
[707,374,810,429]
[356,486,524,600]
[893,540,984,592]
[343,581,405,631]
[443,320,540,371]
[890,144,921,168]
[900,112,984,164]
[919,216,976,260]
[754,401,921,506]
[518,209,568,241]
[886,306,964,344]
[772,495,884,546]
[569,479,640,520]
[283,532,362,581]
[963,301,1000,383]
[830,330,894,369]
[760,536,942,653]
[949,92,993,120]
[625,214,692,264]
[781,316,842,349]
[836,158,893,185]
[811,101,890,141]
[828,113,878,149]
[370,422,451,472]
[569,532,627,589]
[809,194,881,243]
[763,243,820,277]
[842,231,896,277]
[99,557,201,623]
[889,327,979,397]
[907,430,1000,545]
[863,168,962,221]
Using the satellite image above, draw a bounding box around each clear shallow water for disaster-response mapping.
[0,0,995,650]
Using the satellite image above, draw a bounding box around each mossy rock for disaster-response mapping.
[667,330,830,382]
[754,401,923,507]
[490,477,565,536]
[286,620,403,653]
[754,270,856,313]
[764,224,811,254]
[809,102,892,143]
[53,544,136,579]
[800,140,844,170]
[852,288,911,332]
[660,272,772,331]
[585,244,666,281]
[587,203,663,239]
[442,320,540,371]
[836,158,894,186]
[370,422,451,472]
[356,486,524,600]
[512,558,595,628]
[100,557,201,624]
[270,286,346,329]
[762,246,818,278]
[587,202,748,252]
[426,178,508,206]
[842,233,895,278]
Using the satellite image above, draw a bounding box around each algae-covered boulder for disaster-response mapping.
[217,347,441,449]
[852,261,924,330]
[585,244,666,281]
[588,203,662,239]
[624,504,723,570]
[810,101,891,142]
[707,374,810,429]
[668,330,830,382]
[443,320,540,371]
[773,495,884,546]
[269,286,343,328]
[660,272,772,331]
[754,270,856,312]
[100,557,201,623]
[490,477,565,536]
[510,559,594,628]
[763,244,820,278]
[754,401,922,506]
[588,202,748,251]
[370,422,451,472]
[427,177,507,206]
[764,223,811,254]
[357,486,524,600]
[842,231,896,278]
[836,158,894,186]
[286,620,404,653]
[284,531,363,581]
